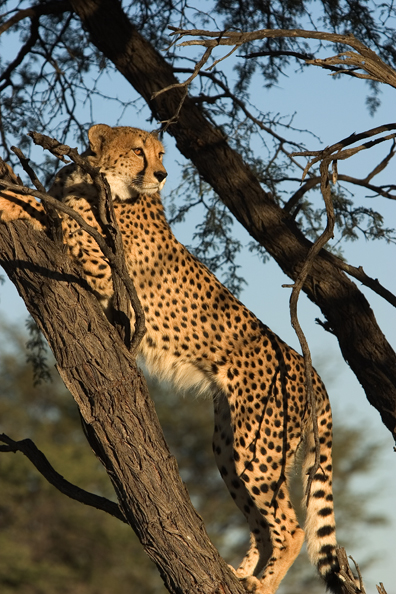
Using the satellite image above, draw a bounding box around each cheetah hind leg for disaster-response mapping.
[213,392,305,593]
[236,476,305,593]
[231,503,304,594]
[232,523,304,594]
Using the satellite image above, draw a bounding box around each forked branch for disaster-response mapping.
[287,126,396,310]
[290,124,396,179]
[336,548,367,594]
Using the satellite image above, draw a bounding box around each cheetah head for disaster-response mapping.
[87,124,167,200]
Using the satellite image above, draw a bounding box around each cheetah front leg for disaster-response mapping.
[213,393,273,579]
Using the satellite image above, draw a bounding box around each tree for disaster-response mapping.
[0,0,395,592]
[0,321,386,593]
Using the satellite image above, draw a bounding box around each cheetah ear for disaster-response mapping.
[150,129,163,140]
[88,124,114,157]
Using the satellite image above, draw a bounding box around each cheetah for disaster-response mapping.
[0,125,351,594]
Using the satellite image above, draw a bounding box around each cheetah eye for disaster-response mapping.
[159,152,165,160]
[133,147,144,156]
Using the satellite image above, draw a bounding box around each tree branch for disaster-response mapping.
[336,548,367,594]
[0,15,40,93]
[169,26,396,89]
[291,124,396,179]
[0,0,71,36]
[244,49,314,61]
[0,219,245,594]
[282,176,396,307]
[324,255,396,309]
[285,156,336,503]
[0,432,127,523]
[173,66,306,155]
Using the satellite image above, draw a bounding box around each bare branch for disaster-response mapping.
[11,145,63,242]
[305,51,394,85]
[283,176,320,212]
[0,433,127,523]
[168,26,396,89]
[285,126,396,308]
[0,1,70,36]
[152,47,213,99]
[282,180,396,308]
[336,547,366,594]
[291,124,396,175]
[363,139,396,184]
[324,255,396,309]
[285,156,336,503]
[244,49,314,61]
[336,174,396,200]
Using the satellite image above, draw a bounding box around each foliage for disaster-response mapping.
[0,323,387,593]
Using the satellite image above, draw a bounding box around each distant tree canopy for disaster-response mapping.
[0,0,395,437]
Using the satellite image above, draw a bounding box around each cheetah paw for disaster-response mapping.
[239,576,272,594]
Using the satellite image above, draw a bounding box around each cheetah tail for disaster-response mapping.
[301,421,345,594]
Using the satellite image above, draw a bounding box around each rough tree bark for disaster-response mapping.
[0,219,246,594]
[69,0,396,438]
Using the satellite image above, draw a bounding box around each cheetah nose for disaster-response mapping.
[154,170,168,183]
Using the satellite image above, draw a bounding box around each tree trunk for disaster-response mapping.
[70,0,396,439]
[0,220,245,594]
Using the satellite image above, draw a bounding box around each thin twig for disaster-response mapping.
[335,547,366,594]
[168,26,396,89]
[284,157,335,503]
[0,433,127,523]
[160,87,189,132]
[0,16,40,93]
[0,1,70,36]
[152,47,214,99]
[11,145,63,243]
[174,67,306,152]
